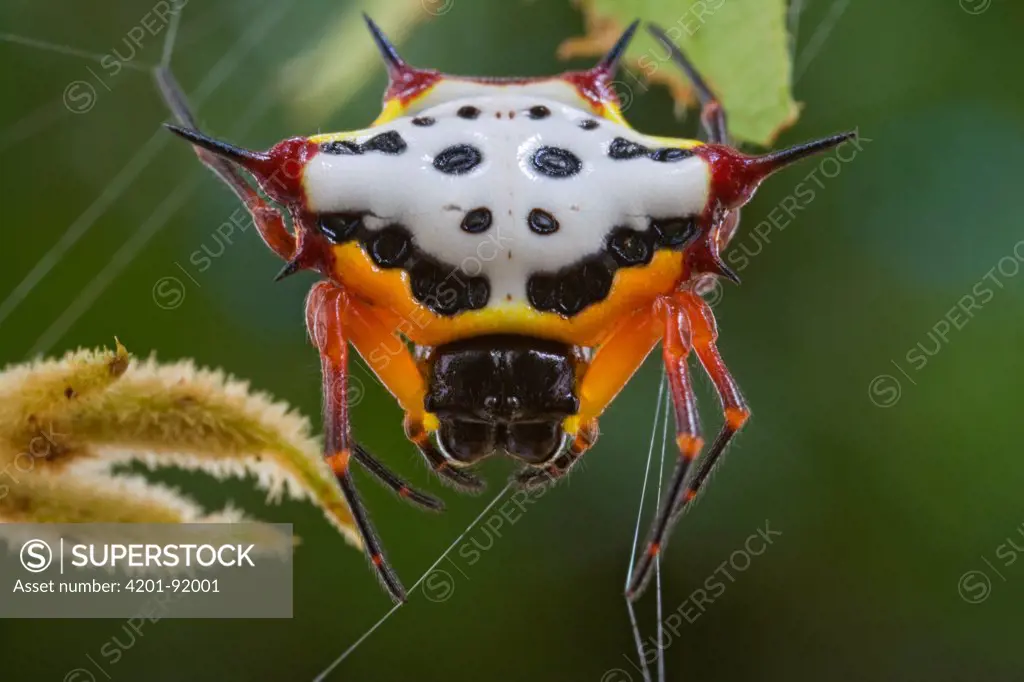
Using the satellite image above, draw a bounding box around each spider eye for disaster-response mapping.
[317,213,362,244]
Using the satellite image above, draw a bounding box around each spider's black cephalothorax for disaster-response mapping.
[424,335,580,465]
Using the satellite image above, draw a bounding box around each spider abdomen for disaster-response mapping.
[301,93,708,345]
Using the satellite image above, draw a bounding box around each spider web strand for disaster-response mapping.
[794,0,851,83]
[11,0,289,351]
[0,32,156,71]
[314,482,514,681]
[654,385,671,682]
[624,370,667,682]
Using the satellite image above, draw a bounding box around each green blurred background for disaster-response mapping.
[3,0,1024,679]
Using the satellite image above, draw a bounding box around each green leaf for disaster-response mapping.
[561,0,798,145]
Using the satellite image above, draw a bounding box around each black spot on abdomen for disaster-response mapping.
[526,275,558,312]
[649,147,693,162]
[320,130,407,156]
[319,140,361,155]
[650,217,698,248]
[526,215,700,318]
[465,279,490,309]
[369,225,412,267]
[608,137,651,160]
[527,256,616,317]
[527,208,559,235]
[312,211,490,316]
[461,208,493,234]
[410,258,490,316]
[608,136,694,163]
[362,131,407,154]
[607,227,653,266]
[318,213,364,243]
[528,105,551,119]
[434,144,483,175]
[532,147,582,179]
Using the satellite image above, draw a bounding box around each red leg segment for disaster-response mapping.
[626,294,704,599]
[626,290,750,601]
[306,282,406,603]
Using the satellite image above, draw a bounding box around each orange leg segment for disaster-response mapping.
[576,308,665,426]
[345,302,485,493]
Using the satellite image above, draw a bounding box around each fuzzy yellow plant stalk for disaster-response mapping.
[0,340,360,550]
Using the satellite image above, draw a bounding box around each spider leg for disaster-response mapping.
[352,443,444,512]
[646,24,729,145]
[515,420,599,489]
[516,309,662,489]
[342,303,486,495]
[627,290,749,601]
[306,282,405,603]
[646,25,743,249]
[404,416,487,494]
[155,67,296,260]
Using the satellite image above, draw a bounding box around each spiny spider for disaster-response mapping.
[159,17,855,603]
